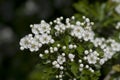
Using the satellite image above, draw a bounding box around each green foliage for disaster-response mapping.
[79,70,101,80]
[28,64,55,80]
[74,0,120,38]
[70,62,79,77]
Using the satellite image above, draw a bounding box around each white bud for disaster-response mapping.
[52,61,57,65]
[62,53,65,56]
[76,21,81,25]
[39,54,43,57]
[55,64,60,68]
[50,39,54,43]
[85,65,89,68]
[84,56,87,60]
[57,44,60,47]
[30,24,33,27]
[60,66,64,70]
[73,45,77,48]
[71,16,75,20]
[44,50,49,54]
[54,47,58,51]
[80,64,84,67]
[70,59,74,62]
[78,59,82,63]
[69,44,73,49]
[50,49,54,53]
[68,53,75,59]
[84,50,89,55]
[79,68,83,71]
[59,75,62,78]
[56,75,58,78]
[62,46,66,49]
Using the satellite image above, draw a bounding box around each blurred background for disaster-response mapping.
[1,0,120,80]
[0,0,77,80]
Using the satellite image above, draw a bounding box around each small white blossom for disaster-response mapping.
[54,47,58,51]
[62,46,66,50]
[44,50,49,54]
[39,54,43,57]
[69,44,74,49]
[68,53,75,60]
[57,55,66,65]
[80,64,84,67]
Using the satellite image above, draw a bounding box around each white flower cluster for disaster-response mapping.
[20,21,54,52]
[20,16,120,79]
[70,17,94,41]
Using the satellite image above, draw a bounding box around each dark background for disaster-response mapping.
[0,0,77,80]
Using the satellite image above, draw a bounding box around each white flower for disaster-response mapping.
[39,34,52,44]
[71,26,84,39]
[31,24,40,34]
[83,30,94,41]
[103,47,115,59]
[111,41,120,52]
[54,23,66,32]
[20,34,33,50]
[92,38,105,47]
[99,59,105,65]
[115,4,120,14]
[86,51,99,64]
[57,55,66,65]
[31,21,51,34]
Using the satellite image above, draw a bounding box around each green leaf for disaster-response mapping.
[70,62,79,77]
[76,44,84,55]
[64,35,72,45]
